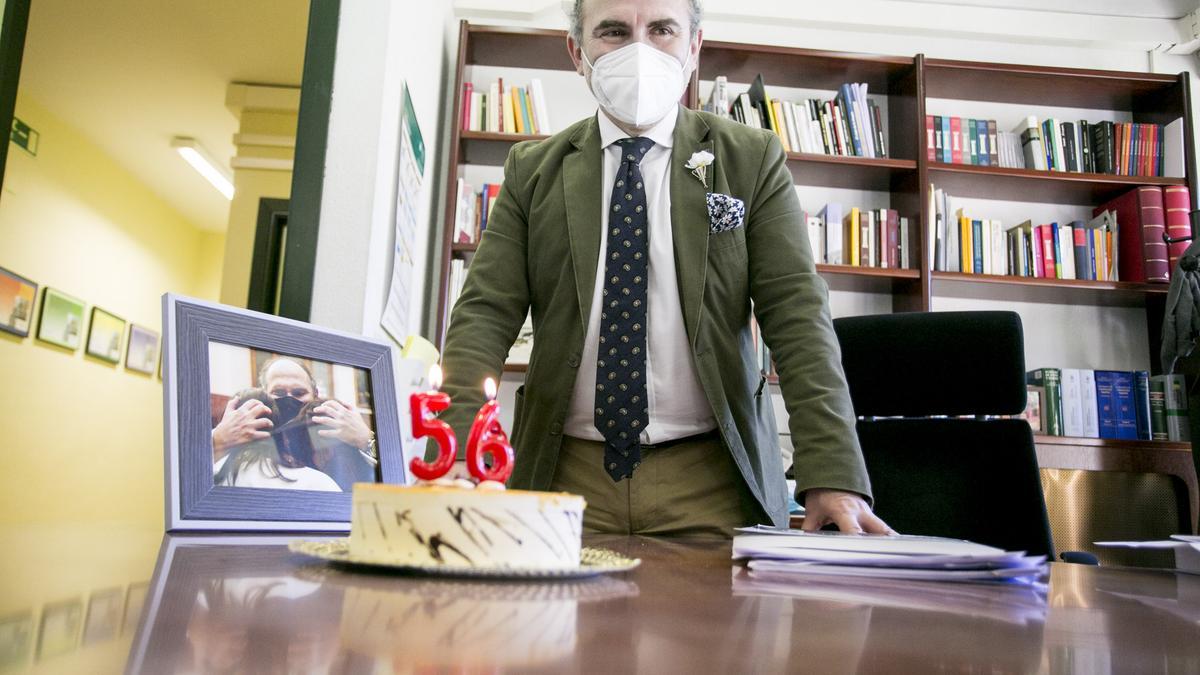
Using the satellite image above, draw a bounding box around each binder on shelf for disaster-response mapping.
[1094,186,1168,283]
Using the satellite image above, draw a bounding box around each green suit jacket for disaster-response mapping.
[440,106,871,527]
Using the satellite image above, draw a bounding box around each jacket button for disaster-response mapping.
[567,354,580,368]
[550,421,563,435]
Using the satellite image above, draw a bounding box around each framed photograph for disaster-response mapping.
[36,599,82,661]
[121,582,148,636]
[36,287,85,350]
[86,307,125,363]
[163,293,405,531]
[126,324,161,375]
[0,612,33,670]
[82,587,124,645]
[0,266,38,338]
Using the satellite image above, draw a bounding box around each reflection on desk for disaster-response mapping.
[124,533,1200,674]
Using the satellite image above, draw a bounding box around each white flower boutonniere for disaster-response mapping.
[685,150,715,189]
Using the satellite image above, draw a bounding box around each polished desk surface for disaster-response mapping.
[3,526,1200,674]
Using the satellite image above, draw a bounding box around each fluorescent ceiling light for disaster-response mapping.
[171,137,235,200]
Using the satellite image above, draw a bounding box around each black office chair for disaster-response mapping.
[832,311,1055,558]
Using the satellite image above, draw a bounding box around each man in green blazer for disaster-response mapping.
[440,0,890,536]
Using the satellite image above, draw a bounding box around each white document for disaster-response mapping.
[734,526,1006,557]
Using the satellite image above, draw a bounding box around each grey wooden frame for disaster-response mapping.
[162,293,404,531]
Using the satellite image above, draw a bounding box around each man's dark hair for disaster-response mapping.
[569,0,702,42]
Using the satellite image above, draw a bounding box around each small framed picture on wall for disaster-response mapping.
[125,324,160,375]
[86,307,126,364]
[0,267,38,338]
[36,287,85,350]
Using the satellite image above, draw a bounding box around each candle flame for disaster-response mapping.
[429,364,443,390]
[484,377,497,399]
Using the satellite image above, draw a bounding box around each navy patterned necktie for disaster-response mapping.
[596,136,655,482]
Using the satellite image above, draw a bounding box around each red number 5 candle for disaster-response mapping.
[465,377,514,483]
[409,364,457,481]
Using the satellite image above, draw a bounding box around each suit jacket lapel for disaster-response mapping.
[564,117,603,332]
[670,107,713,347]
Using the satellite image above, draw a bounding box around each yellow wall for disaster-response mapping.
[0,93,225,528]
[218,103,296,307]
[219,168,291,306]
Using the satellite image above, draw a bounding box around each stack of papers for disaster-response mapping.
[1096,534,1200,574]
[734,526,1047,584]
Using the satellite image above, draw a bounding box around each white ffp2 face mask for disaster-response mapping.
[582,41,691,128]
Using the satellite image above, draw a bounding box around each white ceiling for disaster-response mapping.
[18,0,310,232]
[901,0,1198,19]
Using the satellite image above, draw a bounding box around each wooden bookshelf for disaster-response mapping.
[438,19,1196,364]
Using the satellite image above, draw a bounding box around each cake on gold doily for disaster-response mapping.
[348,482,586,570]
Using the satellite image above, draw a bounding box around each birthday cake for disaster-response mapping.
[348,482,586,570]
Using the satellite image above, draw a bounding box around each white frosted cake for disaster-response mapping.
[349,483,586,570]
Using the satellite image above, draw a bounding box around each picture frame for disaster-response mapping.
[163,293,405,531]
[86,307,126,364]
[0,266,38,338]
[0,612,33,670]
[81,587,124,645]
[125,324,160,375]
[35,287,85,350]
[35,598,81,661]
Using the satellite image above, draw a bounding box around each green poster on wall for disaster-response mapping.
[401,82,424,175]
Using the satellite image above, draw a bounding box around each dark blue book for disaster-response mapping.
[1112,371,1139,440]
[1070,220,1089,281]
[1094,370,1119,439]
[972,220,984,273]
[1134,370,1152,440]
[977,119,990,166]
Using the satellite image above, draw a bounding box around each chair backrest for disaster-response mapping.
[833,311,1055,557]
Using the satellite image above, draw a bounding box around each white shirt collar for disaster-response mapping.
[597,104,678,151]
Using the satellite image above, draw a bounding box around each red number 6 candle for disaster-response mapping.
[409,364,457,481]
[465,377,514,483]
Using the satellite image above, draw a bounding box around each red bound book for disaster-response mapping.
[951,117,962,164]
[1094,186,1169,283]
[1038,225,1056,278]
[461,83,474,131]
[886,209,900,269]
[1164,185,1192,274]
[926,115,935,161]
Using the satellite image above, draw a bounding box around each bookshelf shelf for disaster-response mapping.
[1033,435,1191,452]
[928,162,1187,203]
[787,153,917,191]
[459,130,549,166]
[931,271,1168,307]
[923,58,1183,110]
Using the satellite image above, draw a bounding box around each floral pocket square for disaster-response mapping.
[707,192,745,234]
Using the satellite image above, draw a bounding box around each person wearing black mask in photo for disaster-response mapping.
[276,399,378,492]
[210,356,376,463]
[213,388,341,491]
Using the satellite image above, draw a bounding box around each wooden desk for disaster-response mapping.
[127,533,1200,673]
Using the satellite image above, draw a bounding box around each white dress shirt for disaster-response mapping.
[564,107,716,443]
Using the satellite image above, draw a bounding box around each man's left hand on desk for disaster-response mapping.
[802,488,895,534]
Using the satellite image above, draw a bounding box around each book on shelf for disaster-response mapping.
[460,78,552,135]
[1022,385,1045,433]
[1150,373,1190,442]
[1026,368,1063,436]
[805,203,909,269]
[930,184,1120,280]
[1163,185,1193,273]
[452,180,501,244]
[721,74,886,158]
[930,114,1179,177]
[1027,367,1178,441]
[1094,186,1168,283]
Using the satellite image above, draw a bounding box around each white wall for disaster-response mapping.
[310,1,455,343]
